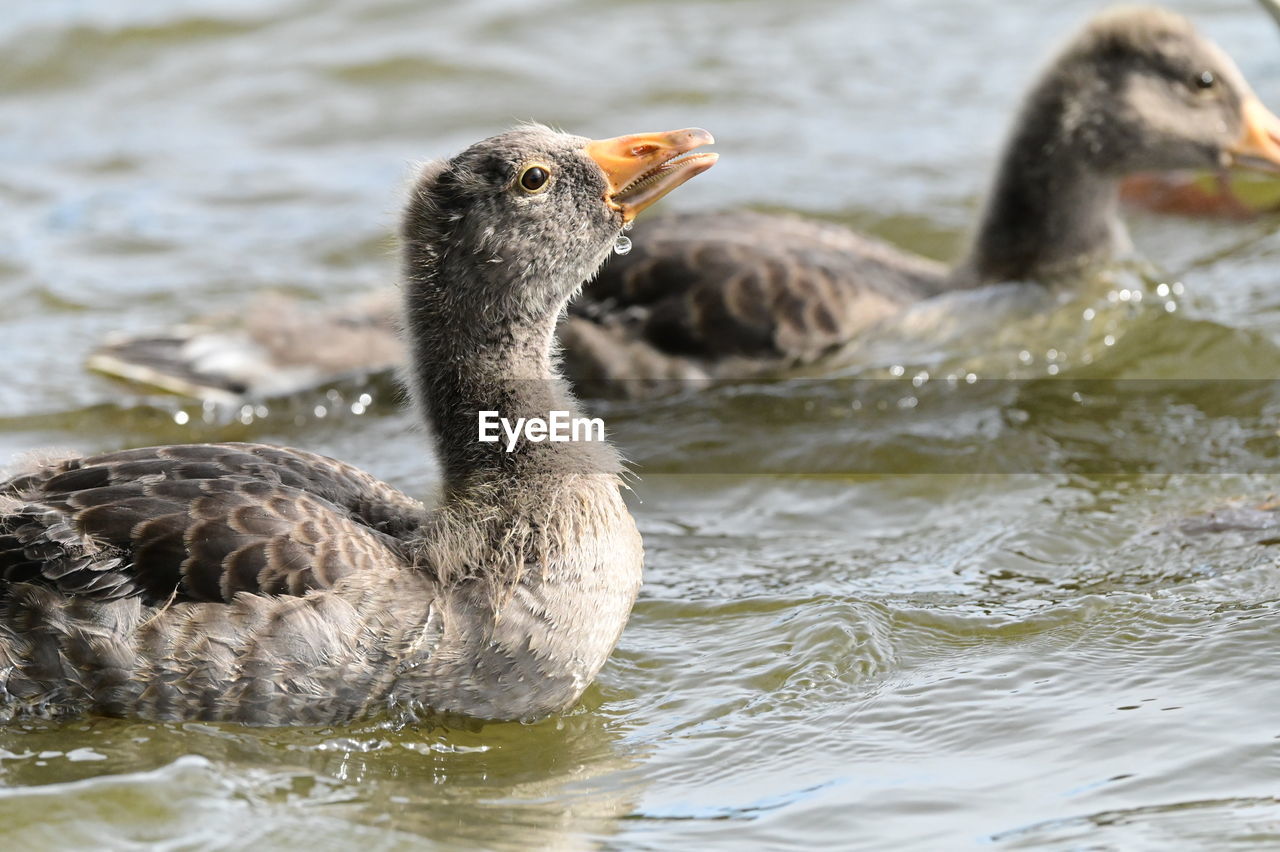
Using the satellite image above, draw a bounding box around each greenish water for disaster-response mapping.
[4,0,1280,848]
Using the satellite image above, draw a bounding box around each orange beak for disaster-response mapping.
[1227,98,1280,173]
[583,128,718,221]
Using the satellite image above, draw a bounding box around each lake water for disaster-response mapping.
[3,0,1280,848]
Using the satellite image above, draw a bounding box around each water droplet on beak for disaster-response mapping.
[613,234,633,256]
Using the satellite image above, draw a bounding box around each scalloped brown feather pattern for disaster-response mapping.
[576,211,947,360]
[560,211,949,391]
[0,443,427,607]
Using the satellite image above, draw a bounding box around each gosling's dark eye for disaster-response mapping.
[1195,70,1216,90]
[519,165,551,193]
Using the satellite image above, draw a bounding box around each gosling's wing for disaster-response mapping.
[0,443,428,605]
[576,211,949,364]
[87,291,404,404]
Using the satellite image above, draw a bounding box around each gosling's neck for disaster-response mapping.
[953,77,1129,288]
[402,248,620,499]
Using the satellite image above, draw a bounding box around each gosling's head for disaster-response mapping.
[1032,5,1280,175]
[401,124,716,326]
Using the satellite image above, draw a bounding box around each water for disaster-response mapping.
[3,0,1280,848]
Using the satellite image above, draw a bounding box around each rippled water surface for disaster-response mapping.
[4,0,1280,848]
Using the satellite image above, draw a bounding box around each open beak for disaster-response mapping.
[584,128,718,222]
[1227,98,1280,174]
